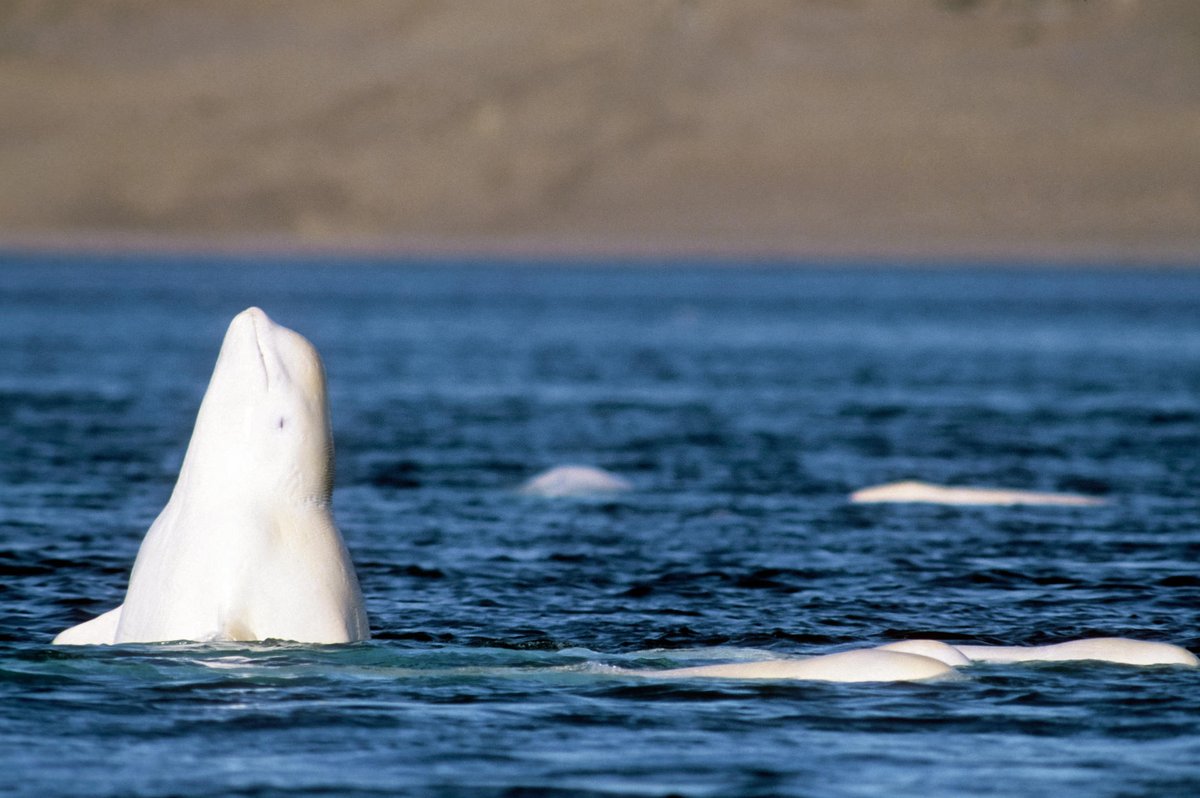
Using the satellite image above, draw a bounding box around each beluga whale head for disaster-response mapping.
[180,307,335,511]
[54,307,369,646]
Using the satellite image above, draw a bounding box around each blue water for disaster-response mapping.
[2,254,1199,797]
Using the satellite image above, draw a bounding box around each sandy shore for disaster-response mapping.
[1,1,1197,264]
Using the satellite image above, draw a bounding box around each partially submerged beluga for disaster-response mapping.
[54,307,369,645]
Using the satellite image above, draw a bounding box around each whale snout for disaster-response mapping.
[224,308,323,394]
[235,306,269,323]
[228,307,272,343]
[223,307,276,390]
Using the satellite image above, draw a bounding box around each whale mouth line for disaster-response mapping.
[249,312,270,391]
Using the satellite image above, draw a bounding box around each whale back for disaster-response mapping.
[648,648,959,683]
[849,480,1106,506]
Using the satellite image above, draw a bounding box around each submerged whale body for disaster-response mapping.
[952,638,1199,667]
[849,480,1107,507]
[645,648,959,683]
[519,465,633,497]
[643,637,1197,682]
[54,308,369,645]
[878,637,1196,668]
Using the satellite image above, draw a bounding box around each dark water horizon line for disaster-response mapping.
[2,230,1198,270]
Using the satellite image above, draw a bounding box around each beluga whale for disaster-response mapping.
[624,626,1194,683]
[519,465,633,497]
[632,636,1196,683]
[641,647,960,683]
[54,308,369,645]
[849,480,1107,507]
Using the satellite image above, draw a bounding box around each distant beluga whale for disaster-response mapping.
[54,308,369,645]
[849,480,1107,507]
[519,465,633,497]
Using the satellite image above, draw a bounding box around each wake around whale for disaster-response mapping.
[849,480,1107,506]
[54,308,369,645]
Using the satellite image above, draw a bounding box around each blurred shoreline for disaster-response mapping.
[2,1,1198,266]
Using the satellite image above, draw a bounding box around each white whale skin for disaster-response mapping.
[645,648,959,683]
[849,480,1107,507]
[519,465,633,497]
[640,637,1197,683]
[873,639,973,667]
[953,638,1198,667]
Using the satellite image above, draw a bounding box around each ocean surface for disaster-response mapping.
[2,254,1198,797]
